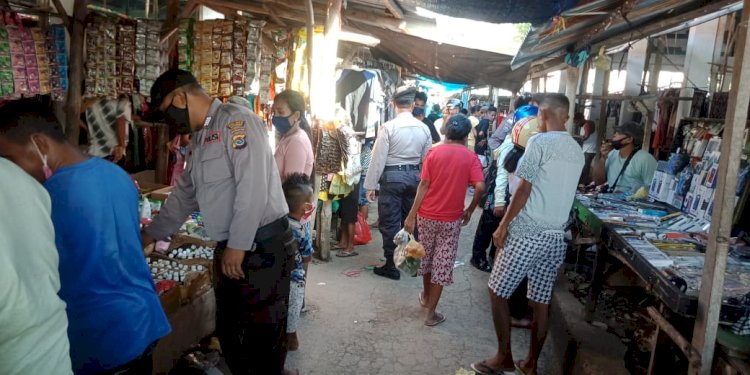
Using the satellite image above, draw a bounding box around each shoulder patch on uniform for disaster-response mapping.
[231,134,247,150]
[227,120,247,137]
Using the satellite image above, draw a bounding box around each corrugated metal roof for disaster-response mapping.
[352,22,530,90]
[396,0,578,24]
[512,0,743,70]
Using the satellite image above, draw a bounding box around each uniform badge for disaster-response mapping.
[227,120,246,135]
[204,131,221,145]
[231,134,247,149]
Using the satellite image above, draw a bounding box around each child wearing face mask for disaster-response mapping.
[282,173,315,351]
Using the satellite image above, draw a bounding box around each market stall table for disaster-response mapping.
[574,193,750,320]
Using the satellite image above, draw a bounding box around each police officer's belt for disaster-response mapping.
[255,216,289,243]
[383,164,420,172]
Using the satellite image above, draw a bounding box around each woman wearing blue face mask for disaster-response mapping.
[273,90,315,180]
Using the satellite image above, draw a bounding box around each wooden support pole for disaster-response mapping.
[136,122,169,185]
[165,0,180,68]
[565,67,579,134]
[305,0,314,93]
[313,0,343,261]
[579,61,590,98]
[644,38,663,152]
[37,0,50,31]
[690,2,750,373]
[64,0,86,144]
[50,0,70,32]
[596,70,611,150]
[647,307,702,368]
[383,0,403,19]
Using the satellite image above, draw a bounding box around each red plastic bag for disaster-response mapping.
[353,212,372,245]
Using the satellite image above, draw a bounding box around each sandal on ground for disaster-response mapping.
[424,312,446,326]
[418,292,427,307]
[514,360,535,375]
[470,361,515,375]
[335,250,359,257]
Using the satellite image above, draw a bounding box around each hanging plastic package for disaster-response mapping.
[393,229,425,277]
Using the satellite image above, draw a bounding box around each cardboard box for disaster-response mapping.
[131,170,169,195]
[149,186,174,202]
[169,233,218,250]
[180,270,211,304]
[159,284,182,316]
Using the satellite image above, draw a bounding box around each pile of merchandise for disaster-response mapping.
[0,14,69,99]
[135,19,164,97]
[47,25,68,100]
[180,19,263,98]
[84,15,163,98]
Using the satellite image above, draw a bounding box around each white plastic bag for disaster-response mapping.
[393,229,424,277]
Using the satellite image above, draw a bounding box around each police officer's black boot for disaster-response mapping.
[374,258,400,280]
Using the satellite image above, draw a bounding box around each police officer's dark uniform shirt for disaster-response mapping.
[146,99,288,250]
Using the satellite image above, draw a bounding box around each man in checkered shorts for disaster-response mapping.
[471,94,584,375]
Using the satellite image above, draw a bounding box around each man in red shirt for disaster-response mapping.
[404,114,485,327]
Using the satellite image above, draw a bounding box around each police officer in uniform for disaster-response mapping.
[141,69,297,375]
[365,86,432,280]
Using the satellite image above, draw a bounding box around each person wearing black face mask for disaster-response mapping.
[591,121,657,194]
[142,69,298,375]
[415,91,440,144]
[272,90,314,180]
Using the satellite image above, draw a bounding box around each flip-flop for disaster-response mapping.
[514,361,533,375]
[470,361,515,375]
[418,292,427,307]
[336,250,359,257]
[424,312,446,326]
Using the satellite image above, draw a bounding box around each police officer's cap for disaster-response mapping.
[446,98,461,109]
[393,86,417,104]
[144,69,199,121]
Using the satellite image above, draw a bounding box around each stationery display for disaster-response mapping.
[577,194,750,300]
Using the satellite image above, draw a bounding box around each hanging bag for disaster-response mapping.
[353,212,372,245]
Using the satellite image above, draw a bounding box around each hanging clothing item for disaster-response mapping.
[336,70,374,133]
[652,89,680,153]
[338,125,362,186]
[313,126,343,175]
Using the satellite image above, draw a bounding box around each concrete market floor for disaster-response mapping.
[285,204,562,375]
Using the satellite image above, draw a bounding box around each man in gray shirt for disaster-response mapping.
[365,86,432,280]
[142,69,297,375]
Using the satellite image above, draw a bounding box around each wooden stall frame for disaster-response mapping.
[690,1,750,373]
